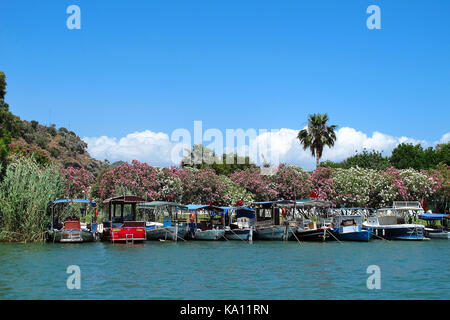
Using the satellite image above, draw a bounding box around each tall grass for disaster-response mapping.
[0,156,64,242]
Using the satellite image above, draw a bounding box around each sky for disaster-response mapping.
[1,0,449,170]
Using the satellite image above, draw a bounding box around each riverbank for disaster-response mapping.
[0,240,448,300]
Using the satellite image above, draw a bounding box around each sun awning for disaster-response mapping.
[52,199,96,207]
[418,213,448,221]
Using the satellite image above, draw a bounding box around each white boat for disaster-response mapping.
[419,213,450,239]
[192,228,225,240]
[363,201,427,241]
[187,204,227,241]
[424,228,450,239]
[137,201,189,241]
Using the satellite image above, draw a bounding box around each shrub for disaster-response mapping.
[0,157,65,242]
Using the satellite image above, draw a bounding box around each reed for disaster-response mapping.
[0,156,64,242]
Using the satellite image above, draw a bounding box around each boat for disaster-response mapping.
[252,200,296,240]
[186,205,226,240]
[330,214,371,241]
[98,195,147,243]
[418,212,450,239]
[137,201,189,241]
[221,206,255,241]
[48,199,97,243]
[292,200,334,241]
[362,201,427,241]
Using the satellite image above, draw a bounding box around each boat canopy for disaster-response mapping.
[253,199,332,209]
[51,199,96,207]
[418,213,449,221]
[138,201,188,211]
[220,206,255,218]
[393,201,423,210]
[103,195,146,204]
[296,200,333,208]
[252,200,293,208]
[187,204,226,215]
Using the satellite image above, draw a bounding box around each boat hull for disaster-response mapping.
[146,226,188,241]
[332,229,371,242]
[294,228,331,242]
[254,225,290,240]
[110,227,146,242]
[425,229,450,239]
[224,229,252,241]
[50,229,95,243]
[193,229,225,240]
[329,225,371,242]
[363,224,426,241]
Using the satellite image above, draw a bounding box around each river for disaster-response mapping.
[0,240,448,299]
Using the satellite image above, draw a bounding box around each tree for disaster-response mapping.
[298,113,337,170]
[181,144,255,175]
[390,143,426,170]
[321,149,390,170]
[0,71,6,100]
[0,71,20,175]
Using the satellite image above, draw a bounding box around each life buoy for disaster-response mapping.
[190,212,195,223]
[281,208,288,218]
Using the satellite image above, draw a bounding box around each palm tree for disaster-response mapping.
[297,113,337,169]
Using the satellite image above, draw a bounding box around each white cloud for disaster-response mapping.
[83,127,448,171]
[439,132,450,144]
[83,130,175,167]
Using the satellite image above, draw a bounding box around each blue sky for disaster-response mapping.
[1,1,449,169]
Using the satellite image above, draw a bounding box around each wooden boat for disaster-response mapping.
[292,200,334,241]
[186,205,226,240]
[363,201,427,241]
[221,206,254,241]
[137,201,189,241]
[418,213,450,239]
[48,199,97,243]
[295,219,331,241]
[252,200,296,241]
[99,196,147,243]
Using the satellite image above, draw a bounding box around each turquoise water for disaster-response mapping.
[0,240,448,300]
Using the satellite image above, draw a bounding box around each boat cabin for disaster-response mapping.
[49,199,97,243]
[101,195,147,242]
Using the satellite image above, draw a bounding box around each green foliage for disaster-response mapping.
[435,143,450,166]
[321,149,390,170]
[0,71,6,100]
[181,144,255,175]
[0,157,65,242]
[298,113,337,169]
[390,143,426,169]
[390,143,449,170]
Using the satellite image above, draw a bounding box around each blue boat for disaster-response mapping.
[331,215,371,242]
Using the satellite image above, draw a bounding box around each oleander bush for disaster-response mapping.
[0,158,445,242]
